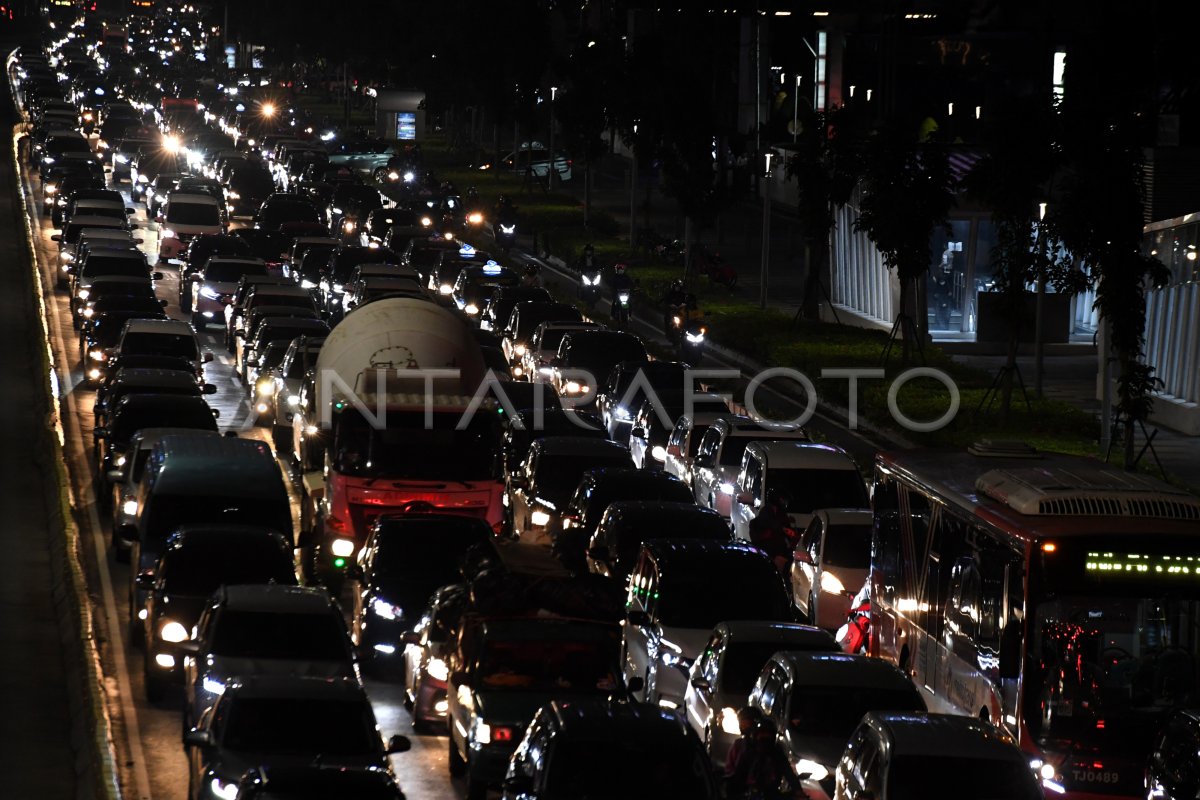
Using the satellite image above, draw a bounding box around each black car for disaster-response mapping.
[254,193,323,231]
[595,360,693,442]
[230,228,292,271]
[453,263,520,321]
[551,330,650,408]
[225,164,276,218]
[399,235,461,283]
[348,513,492,668]
[502,301,584,366]
[94,368,215,428]
[504,699,719,800]
[79,307,169,384]
[94,394,219,500]
[232,765,406,800]
[319,245,401,315]
[586,501,733,581]
[184,677,411,800]
[1146,709,1200,800]
[479,285,552,333]
[139,525,296,701]
[554,468,697,571]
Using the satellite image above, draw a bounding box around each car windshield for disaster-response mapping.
[655,563,790,629]
[220,697,377,755]
[167,202,220,226]
[206,261,266,282]
[722,641,831,694]
[822,523,872,568]
[477,634,619,693]
[545,739,713,799]
[120,332,197,359]
[229,168,274,196]
[142,494,289,543]
[769,469,869,514]
[210,610,348,661]
[887,755,1041,800]
[159,542,292,596]
[285,350,320,378]
[537,453,630,498]
[567,338,647,378]
[261,202,320,227]
[786,686,924,740]
[82,257,145,278]
[333,410,500,481]
[109,404,216,443]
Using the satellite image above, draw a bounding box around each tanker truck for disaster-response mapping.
[296,297,505,583]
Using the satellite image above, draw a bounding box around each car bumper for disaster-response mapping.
[466,740,518,783]
[159,237,185,259]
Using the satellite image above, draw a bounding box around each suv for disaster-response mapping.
[622,540,794,708]
[791,508,873,630]
[159,193,224,261]
[585,501,731,581]
[691,416,811,518]
[187,256,268,329]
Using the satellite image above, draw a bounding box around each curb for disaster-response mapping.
[9,113,123,800]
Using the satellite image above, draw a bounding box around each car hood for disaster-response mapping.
[211,749,385,785]
[782,733,846,774]
[208,656,354,682]
[659,627,715,660]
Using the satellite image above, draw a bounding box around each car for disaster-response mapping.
[490,143,573,182]
[110,135,157,181]
[401,584,469,732]
[595,360,694,442]
[183,677,411,800]
[630,393,732,471]
[520,320,601,383]
[446,616,624,800]
[111,318,210,378]
[691,415,812,518]
[622,540,795,708]
[187,257,269,329]
[453,262,520,321]
[500,301,582,366]
[74,276,161,331]
[69,248,155,324]
[682,621,839,768]
[221,276,296,350]
[508,437,635,545]
[54,189,129,228]
[318,245,401,315]
[347,513,491,668]
[343,276,428,312]
[503,699,720,800]
[229,228,293,272]
[835,712,1043,800]
[254,192,323,231]
[142,172,184,216]
[1145,709,1200,800]
[182,233,255,288]
[585,501,732,581]
[231,764,407,800]
[237,316,329,382]
[729,442,869,542]
[160,193,225,261]
[264,335,325,453]
[790,508,873,630]
[553,468,697,571]
[750,652,927,800]
[93,368,215,429]
[139,525,297,702]
[550,330,649,407]
[428,246,498,299]
[58,227,143,289]
[180,585,357,731]
[246,340,293,414]
[224,164,276,218]
[51,215,132,278]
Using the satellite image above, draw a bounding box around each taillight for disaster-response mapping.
[325,514,349,533]
[492,726,516,743]
[492,520,505,536]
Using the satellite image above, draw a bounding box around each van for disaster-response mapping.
[159,193,224,261]
[120,434,294,645]
[730,442,869,541]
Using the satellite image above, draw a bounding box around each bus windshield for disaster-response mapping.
[1030,537,1200,753]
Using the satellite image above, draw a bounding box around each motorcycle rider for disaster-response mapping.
[660,279,687,336]
[749,488,796,573]
[610,262,634,323]
[520,263,543,288]
[725,717,806,800]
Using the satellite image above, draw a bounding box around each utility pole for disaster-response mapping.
[760,152,773,310]
[629,123,638,248]
[548,86,558,191]
[1034,201,1048,397]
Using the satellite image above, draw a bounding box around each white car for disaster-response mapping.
[491,142,572,182]
[691,416,811,519]
[729,441,869,542]
[158,192,224,261]
[521,320,600,382]
[790,508,872,630]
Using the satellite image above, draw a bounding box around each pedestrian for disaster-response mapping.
[726,717,807,799]
[749,489,797,573]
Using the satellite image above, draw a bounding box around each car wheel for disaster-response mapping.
[448,732,467,777]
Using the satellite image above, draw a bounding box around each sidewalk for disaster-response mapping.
[543,154,1200,490]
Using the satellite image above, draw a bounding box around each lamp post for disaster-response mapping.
[629,122,638,248]
[792,74,801,143]
[760,151,773,310]
[1034,201,1048,397]
[548,86,558,191]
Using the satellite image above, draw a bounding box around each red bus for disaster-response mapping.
[871,444,1200,799]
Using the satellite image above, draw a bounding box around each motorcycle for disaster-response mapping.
[679,319,707,365]
[837,599,871,655]
[580,270,602,311]
[612,290,632,328]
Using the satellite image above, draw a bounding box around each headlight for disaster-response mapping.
[89,349,105,361]
[420,216,432,227]
[42,157,55,165]
[719,481,736,495]
[202,676,225,696]
[499,223,516,234]
[256,380,273,396]
[719,706,742,735]
[467,211,483,224]
[530,509,551,527]
[820,571,846,595]
[115,455,126,467]
[439,284,453,295]
[210,778,238,800]
[618,292,631,303]
[122,499,138,516]
[137,173,149,183]
[464,303,479,315]
[286,394,300,407]
[387,171,399,180]
[225,190,239,199]
[199,286,220,300]
[161,228,176,238]
[300,279,316,289]
[77,288,90,300]
[329,537,356,558]
[564,380,582,394]
[331,207,342,215]
[403,171,415,182]
[159,620,189,643]
[513,344,526,356]
[343,220,355,233]
[44,184,58,194]
[794,758,829,782]
[426,657,449,682]
[332,283,344,294]
[472,718,492,745]
[651,445,667,462]
[114,154,128,164]
[686,330,706,344]
[370,597,400,621]
[614,406,631,420]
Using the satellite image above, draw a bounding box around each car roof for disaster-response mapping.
[166,192,221,206]
[547,699,697,741]
[166,524,289,548]
[603,501,725,524]
[226,675,365,700]
[65,214,126,227]
[716,415,807,436]
[217,584,335,613]
[122,318,194,335]
[716,621,838,648]
[583,468,685,490]
[129,428,220,449]
[747,441,858,470]
[866,712,1026,761]
[771,652,914,689]
[108,368,200,388]
[251,284,312,297]
[643,539,769,569]
[533,436,632,458]
[152,435,283,492]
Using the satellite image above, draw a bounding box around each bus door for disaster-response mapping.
[915,506,946,699]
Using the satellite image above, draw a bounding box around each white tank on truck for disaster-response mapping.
[298,298,504,584]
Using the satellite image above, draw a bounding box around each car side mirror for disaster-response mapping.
[135,570,155,589]
[630,426,647,439]
[587,545,609,562]
[51,234,62,242]
[202,352,214,363]
[386,734,412,754]
[202,384,217,395]
[183,729,212,749]
[152,271,164,281]
[626,610,651,628]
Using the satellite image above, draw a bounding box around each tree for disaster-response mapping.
[786,103,865,321]
[853,126,957,365]
[964,95,1085,421]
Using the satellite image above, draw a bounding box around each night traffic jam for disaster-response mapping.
[5,2,1200,800]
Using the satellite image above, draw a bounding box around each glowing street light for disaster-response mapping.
[261,102,276,118]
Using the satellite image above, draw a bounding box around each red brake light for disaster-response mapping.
[492,726,515,743]
[325,515,349,533]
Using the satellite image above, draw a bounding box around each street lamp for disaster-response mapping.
[792,74,802,142]
[548,86,558,191]
[760,151,774,310]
